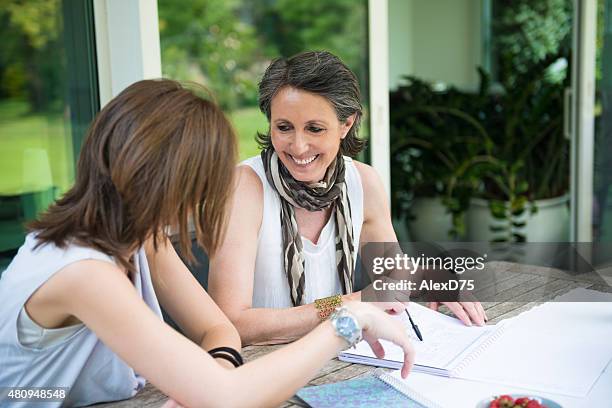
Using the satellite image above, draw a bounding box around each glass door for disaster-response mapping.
[592,0,612,243]
[388,0,575,244]
[0,0,99,270]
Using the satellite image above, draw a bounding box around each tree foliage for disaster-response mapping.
[0,0,64,112]
[158,0,261,110]
[158,0,368,110]
[1,0,369,114]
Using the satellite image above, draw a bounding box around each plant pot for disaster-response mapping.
[400,197,459,242]
[465,195,570,242]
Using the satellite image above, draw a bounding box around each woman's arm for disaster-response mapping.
[354,161,487,326]
[42,259,412,407]
[145,237,241,364]
[225,300,415,405]
[208,166,358,345]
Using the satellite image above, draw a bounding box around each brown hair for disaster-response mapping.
[29,79,237,271]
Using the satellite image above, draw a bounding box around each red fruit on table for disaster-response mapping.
[514,397,530,406]
[525,400,542,408]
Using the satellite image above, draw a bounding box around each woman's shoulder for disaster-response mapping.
[236,161,264,196]
[350,160,382,192]
[24,236,119,279]
[349,160,389,220]
[240,154,262,168]
[223,161,264,226]
[16,232,109,263]
[34,258,126,301]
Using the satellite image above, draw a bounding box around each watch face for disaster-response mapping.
[337,315,357,337]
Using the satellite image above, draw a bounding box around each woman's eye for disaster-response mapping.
[308,126,324,133]
[277,124,291,132]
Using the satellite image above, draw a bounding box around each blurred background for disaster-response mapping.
[0,0,609,271]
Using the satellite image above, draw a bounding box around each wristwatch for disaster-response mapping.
[330,306,362,347]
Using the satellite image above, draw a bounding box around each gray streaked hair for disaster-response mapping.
[257,51,365,157]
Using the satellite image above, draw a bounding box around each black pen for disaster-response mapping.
[405,308,424,341]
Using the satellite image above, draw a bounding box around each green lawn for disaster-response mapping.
[0,99,73,196]
[0,100,267,256]
[229,106,268,160]
[0,101,266,197]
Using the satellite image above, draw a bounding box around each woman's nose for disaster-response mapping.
[292,131,309,155]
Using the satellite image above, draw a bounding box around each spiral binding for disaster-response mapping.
[372,322,510,407]
[450,321,509,377]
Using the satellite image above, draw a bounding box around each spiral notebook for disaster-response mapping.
[341,288,612,398]
[339,302,507,377]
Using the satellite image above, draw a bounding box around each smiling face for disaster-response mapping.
[270,86,355,183]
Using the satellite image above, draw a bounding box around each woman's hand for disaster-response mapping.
[344,301,415,378]
[428,301,487,326]
[371,301,407,315]
[345,290,407,315]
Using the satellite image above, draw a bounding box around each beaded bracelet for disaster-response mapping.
[314,294,343,320]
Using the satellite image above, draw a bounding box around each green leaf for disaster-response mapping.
[517,180,529,194]
[489,225,508,232]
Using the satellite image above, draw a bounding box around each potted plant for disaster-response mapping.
[461,0,572,242]
[390,77,487,241]
[391,62,570,243]
[390,0,572,243]
[458,61,570,243]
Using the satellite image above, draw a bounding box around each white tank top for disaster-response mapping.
[0,233,163,407]
[242,155,364,308]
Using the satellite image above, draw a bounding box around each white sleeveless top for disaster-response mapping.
[242,155,364,308]
[0,233,163,407]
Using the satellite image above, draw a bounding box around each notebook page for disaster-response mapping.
[380,363,612,408]
[458,288,612,397]
[342,303,500,372]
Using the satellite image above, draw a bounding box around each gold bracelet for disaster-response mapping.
[314,294,343,320]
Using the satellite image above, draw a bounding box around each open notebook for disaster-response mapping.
[341,288,612,398]
[296,362,612,408]
[339,302,507,377]
[376,358,612,408]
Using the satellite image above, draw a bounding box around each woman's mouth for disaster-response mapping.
[288,153,319,166]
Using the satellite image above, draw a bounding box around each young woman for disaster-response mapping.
[208,51,488,346]
[0,79,414,407]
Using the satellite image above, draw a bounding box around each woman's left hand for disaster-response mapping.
[348,289,408,316]
[428,301,487,326]
[372,301,407,315]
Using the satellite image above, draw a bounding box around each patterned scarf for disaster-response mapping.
[261,148,355,306]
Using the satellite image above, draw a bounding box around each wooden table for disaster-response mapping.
[97,261,611,407]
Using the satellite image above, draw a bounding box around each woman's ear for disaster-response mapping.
[340,113,357,139]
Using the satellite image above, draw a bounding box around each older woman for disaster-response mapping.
[209,51,487,346]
